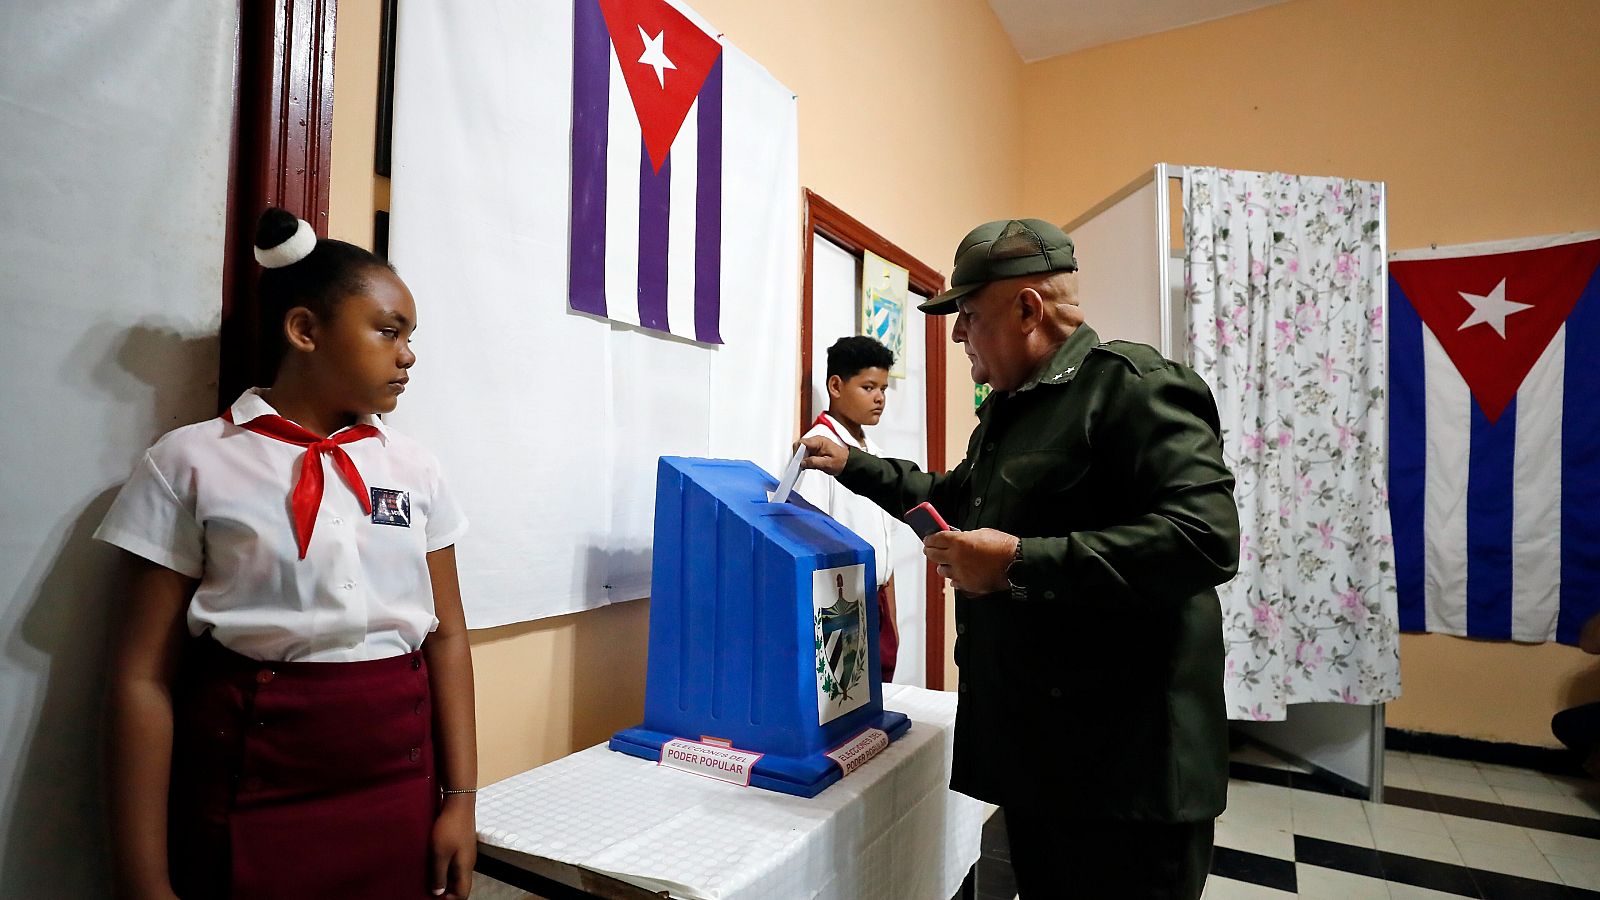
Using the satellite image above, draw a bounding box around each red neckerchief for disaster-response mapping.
[812,412,852,447]
[223,409,380,559]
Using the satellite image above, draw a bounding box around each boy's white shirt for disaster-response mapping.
[794,412,895,588]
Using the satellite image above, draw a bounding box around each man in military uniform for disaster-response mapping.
[798,219,1240,898]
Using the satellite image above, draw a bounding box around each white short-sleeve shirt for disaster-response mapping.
[93,388,469,663]
[794,413,896,588]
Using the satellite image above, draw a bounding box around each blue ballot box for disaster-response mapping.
[609,457,911,797]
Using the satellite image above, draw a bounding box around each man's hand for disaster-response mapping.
[924,528,1020,594]
[794,435,849,476]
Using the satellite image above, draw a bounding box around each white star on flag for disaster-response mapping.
[637,26,676,88]
[1457,277,1534,339]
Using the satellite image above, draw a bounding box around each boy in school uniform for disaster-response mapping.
[795,336,904,682]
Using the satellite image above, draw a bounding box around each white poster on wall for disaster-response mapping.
[388,0,800,627]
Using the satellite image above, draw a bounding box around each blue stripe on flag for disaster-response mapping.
[1389,277,1427,633]
[637,147,671,332]
[1466,397,1515,639]
[568,0,610,318]
[1559,263,1600,644]
[692,55,723,344]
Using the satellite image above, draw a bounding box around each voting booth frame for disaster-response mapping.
[610,457,911,797]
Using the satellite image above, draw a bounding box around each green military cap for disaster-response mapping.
[919,218,1078,315]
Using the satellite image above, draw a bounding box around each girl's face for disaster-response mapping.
[310,269,418,416]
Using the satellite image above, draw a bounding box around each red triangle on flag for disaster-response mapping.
[1392,239,1600,423]
[597,0,722,173]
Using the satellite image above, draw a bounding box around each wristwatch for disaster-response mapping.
[1005,538,1028,602]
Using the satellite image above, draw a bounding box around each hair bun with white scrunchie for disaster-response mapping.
[254,207,317,269]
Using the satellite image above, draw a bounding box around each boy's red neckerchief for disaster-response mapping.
[812,413,848,446]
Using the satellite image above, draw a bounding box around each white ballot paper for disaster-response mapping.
[770,444,808,504]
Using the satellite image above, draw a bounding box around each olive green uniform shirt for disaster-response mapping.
[837,325,1240,821]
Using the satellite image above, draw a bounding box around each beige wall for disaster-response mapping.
[327,0,380,249]
[1019,0,1600,746]
[330,0,1018,781]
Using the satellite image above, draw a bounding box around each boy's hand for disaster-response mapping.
[429,796,476,898]
[794,435,848,476]
[924,529,1019,594]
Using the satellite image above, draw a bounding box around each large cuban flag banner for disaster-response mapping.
[568,0,726,342]
[1389,233,1600,644]
[387,0,799,626]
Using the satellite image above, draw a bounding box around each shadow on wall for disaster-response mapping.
[0,322,218,896]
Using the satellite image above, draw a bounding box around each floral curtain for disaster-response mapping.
[1184,167,1402,721]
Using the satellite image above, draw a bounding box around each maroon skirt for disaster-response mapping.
[169,638,438,899]
[878,584,898,683]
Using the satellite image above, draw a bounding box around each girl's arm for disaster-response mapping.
[106,554,196,900]
[423,545,478,899]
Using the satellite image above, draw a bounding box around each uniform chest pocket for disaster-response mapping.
[998,449,1090,498]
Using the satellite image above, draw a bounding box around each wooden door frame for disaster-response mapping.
[219,0,340,407]
[800,190,950,689]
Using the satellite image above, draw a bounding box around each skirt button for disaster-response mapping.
[255,670,275,685]
[409,748,421,762]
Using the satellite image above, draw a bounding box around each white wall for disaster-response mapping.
[1065,175,1163,347]
[1237,704,1384,795]
[0,3,234,892]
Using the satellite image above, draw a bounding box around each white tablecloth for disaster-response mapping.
[475,685,984,900]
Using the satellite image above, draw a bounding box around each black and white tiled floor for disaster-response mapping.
[1207,743,1600,898]
[972,742,1600,899]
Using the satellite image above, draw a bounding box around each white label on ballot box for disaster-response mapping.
[659,738,764,786]
[826,727,890,776]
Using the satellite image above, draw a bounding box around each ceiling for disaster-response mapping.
[987,0,1292,62]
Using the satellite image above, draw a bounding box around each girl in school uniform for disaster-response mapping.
[98,209,478,899]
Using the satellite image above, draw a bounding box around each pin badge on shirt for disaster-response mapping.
[370,488,411,527]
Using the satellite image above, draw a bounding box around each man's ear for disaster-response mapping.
[1015,287,1046,334]
[283,306,319,353]
[826,374,844,400]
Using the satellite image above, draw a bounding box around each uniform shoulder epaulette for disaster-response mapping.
[1089,339,1171,376]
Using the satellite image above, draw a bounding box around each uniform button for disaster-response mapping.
[409,747,422,762]
[331,516,344,525]
[255,670,275,685]
[1049,687,1063,699]
[342,581,356,591]
[984,442,995,452]
[956,623,966,635]
[973,497,983,508]
[1043,590,1056,601]
[958,682,968,693]
[414,699,426,715]
[411,656,423,670]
